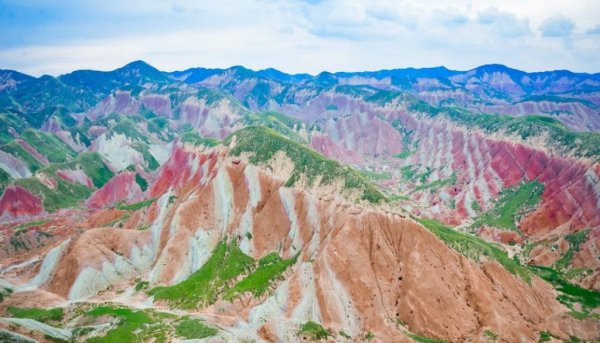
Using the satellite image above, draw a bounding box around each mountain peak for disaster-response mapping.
[121,60,154,70]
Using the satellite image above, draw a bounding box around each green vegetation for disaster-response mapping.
[115,197,157,211]
[564,268,589,280]
[297,321,331,340]
[483,329,498,340]
[530,265,600,318]
[147,117,174,141]
[389,194,410,201]
[0,112,30,145]
[175,319,218,339]
[243,111,305,142]
[150,239,295,309]
[135,281,149,292]
[180,130,219,147]
[538,331,554,342]
[416,217,531,283]
[135,173,148,192]
[339,330,351,339]
[401,165,418,180]
[406,331,446,343]
[364,332,375,341]
[86,306,170,343]
[418,101,600,160]
[8,306,64,323]
[19,130,75,163]
[72,152,114,188]
[39,152,114,188]
[0,167,11,193]
[15,176,92,212]
[394,150,413,159]
[107,117,148,143]
[359,169,391,181]
[0,287,13,302]
[130,142,160,171]
[14,219,50,230]
[66,125,92,147]
[226,126,385,203]
[413,174,456,193]
[473,181,543,232]
[225,252,297,299]
[1,140,45,172]
[555,229,590,271]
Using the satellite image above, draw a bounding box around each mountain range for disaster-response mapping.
[0,61,599,342]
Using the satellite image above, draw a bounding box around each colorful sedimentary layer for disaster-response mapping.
[0,186,43,218]
[2,147,596,341]
[86,172,143,209]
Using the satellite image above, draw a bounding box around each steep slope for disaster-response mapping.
[1,143,598,342]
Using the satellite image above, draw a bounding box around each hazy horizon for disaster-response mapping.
[1,0,599,76]
[4,59,600,79]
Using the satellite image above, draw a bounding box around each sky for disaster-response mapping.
[0,0,599,76]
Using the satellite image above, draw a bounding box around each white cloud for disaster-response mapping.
[477,7,531,37]
[539,15,575,37]
[0,0,599,75]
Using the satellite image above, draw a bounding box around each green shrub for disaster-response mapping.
[175,319,218,339]
[8,306,63,323]
[297,321,331,340]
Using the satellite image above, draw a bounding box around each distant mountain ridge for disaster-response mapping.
[2,60,599,131]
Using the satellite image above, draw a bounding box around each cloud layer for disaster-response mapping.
[0,0,599,75]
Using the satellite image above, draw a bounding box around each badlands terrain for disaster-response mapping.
[0,61,599,342]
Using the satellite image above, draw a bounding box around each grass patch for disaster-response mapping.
[115,197,157,211]
[130,142,160,171]
[243,111,305,142]
[538,331,554,342]
[15,176,92,212]
[297,321,331,340]
[413,174,456,193]
[529,265,600,317]
[19,130,75,163]
[180,131,220,147]
[224,252,297,299]
[406,331,446,343]
[473,180,543,232]
[394,150,414,159]
[107,117,148,143]
[39,151,114,188]
[14,219,50,230]
[150,240,253,309]
[1,140,45,172]
[416,217,531,283]
[226,126,385,203]
[135,281,149,292]
[483,329,498,340]
[555,229,590,271]
[150,240,296,309]
[389,194,410,201]
[8,306,63,323]
[359,169,391,181]
[400,165,418,181]
[135,173,148,192]
[339,330,351,339]
[85,306,169,343]
[175,319,218,339]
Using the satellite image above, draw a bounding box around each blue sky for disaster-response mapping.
[1,0,599,76]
